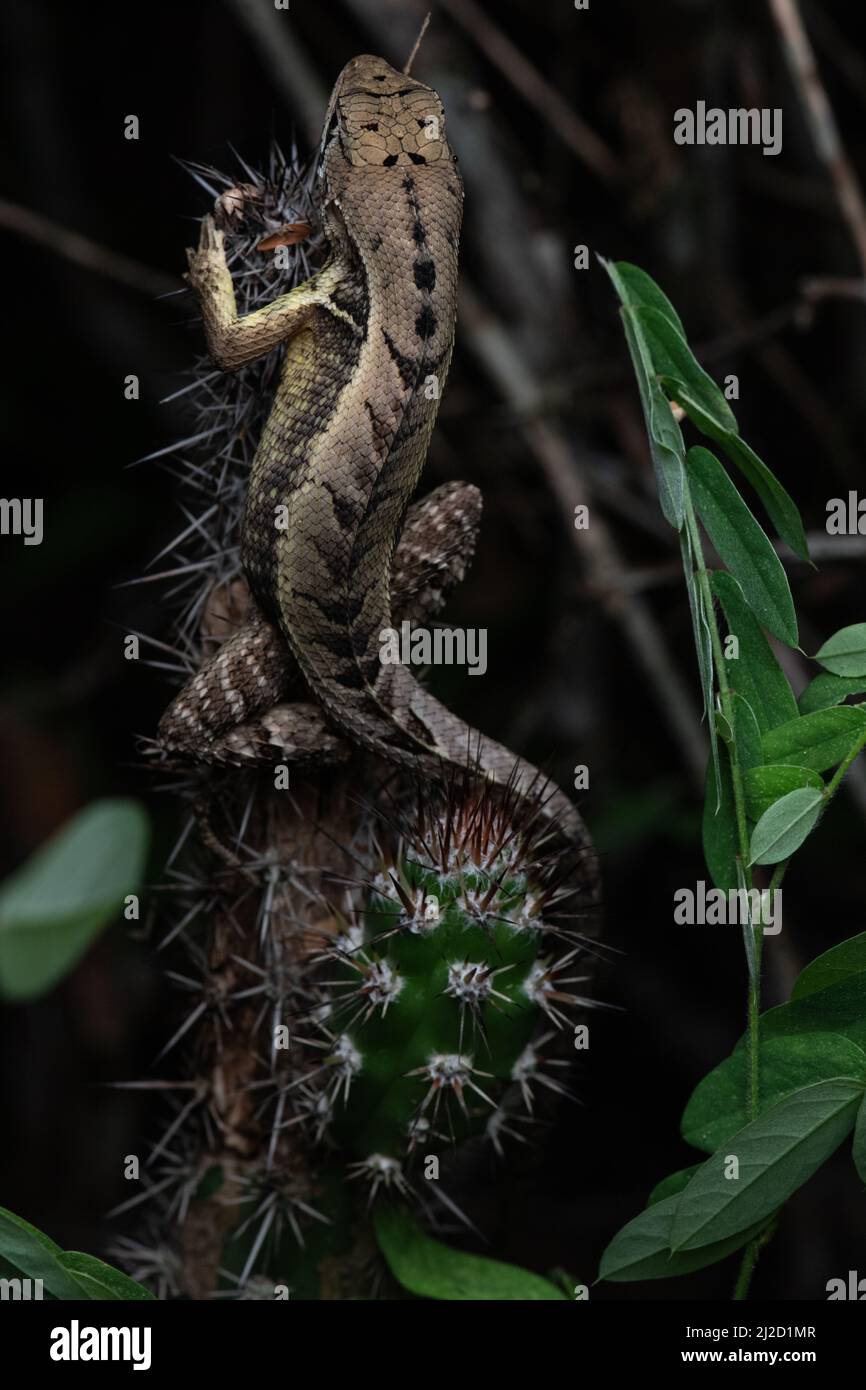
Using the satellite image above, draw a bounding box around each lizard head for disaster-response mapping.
[317,53,456,186]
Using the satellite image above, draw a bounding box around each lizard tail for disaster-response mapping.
[307,649,592,857]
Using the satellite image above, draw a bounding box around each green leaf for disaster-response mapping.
[713,434,810,565]
[374,1205,566,1301]
[682,1033,866,1153]
[602,259,686,528]
[687,447,797,645]
[0,799,149,1001]
[647,1166,702,1206]
[0,1207,86,1301]
[761,974,866,1053]
[603,259,686,337]
[671,1078,864,1251]
[792,934,866,1001]
[799,672,866,715]
[761,706,866,773]
[600,259,808,559]
[633,306,738,436]
[598,1193,770,1283]
[814,624,866,677]
[58,1252,154,1301]
[711,571,798,732]
[854,1094,866,1185]
[748,786,824,865]
[731,693,763,773]
[668,390,810,562]
[702,749,738,891]
[744,764,824,821]
[683,526,719,793]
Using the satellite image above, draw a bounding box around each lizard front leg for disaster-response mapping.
[185,214,342,372]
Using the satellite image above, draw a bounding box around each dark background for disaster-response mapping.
[1,0,865,1299]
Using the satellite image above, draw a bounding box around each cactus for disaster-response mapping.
[315,780,590,1195]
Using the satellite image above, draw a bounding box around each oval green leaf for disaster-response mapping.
[799,672,866,715]
[748,786,824,865]
[814,623,866,677]
[671,1078,864,1252]
[744,764,824,822]
[59,1252,155,1301]
[792,934,866,1001]
[761,974,866,1053]
[599,1193,771,1283]
[761,706,866,773]
[0,799,150,1001]
[374,1205,566,1300]
[0,1207,85,1300]
[681,1033,866,1153]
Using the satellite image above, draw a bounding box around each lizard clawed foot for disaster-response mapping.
[183,215,228,291]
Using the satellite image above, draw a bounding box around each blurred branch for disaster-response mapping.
[800,274,866,305]
[803,0,866,108]
[583,532,866,600]
[227,0,328,150]
[0,198,177,297]
[459,282,708,791]
[769,0,866,282]
[437,0,622,182]
[712,276,862,484]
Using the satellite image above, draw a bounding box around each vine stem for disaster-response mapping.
[732,1240,759,1301]
[825,725,866,800]
[683,499,758,1064]
[730,729,866,1299]
[683,492,770,1301]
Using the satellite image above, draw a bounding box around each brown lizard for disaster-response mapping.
[158,54,591,854]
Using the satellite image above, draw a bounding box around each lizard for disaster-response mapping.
[157,53,592,857]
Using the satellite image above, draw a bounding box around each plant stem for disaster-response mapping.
[733,1240,759,1301]
[684,498,762,1089]
[824,726,866,802]
[730,734,864,1302]
[684,494,773,1302]
[684,499,752,877]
